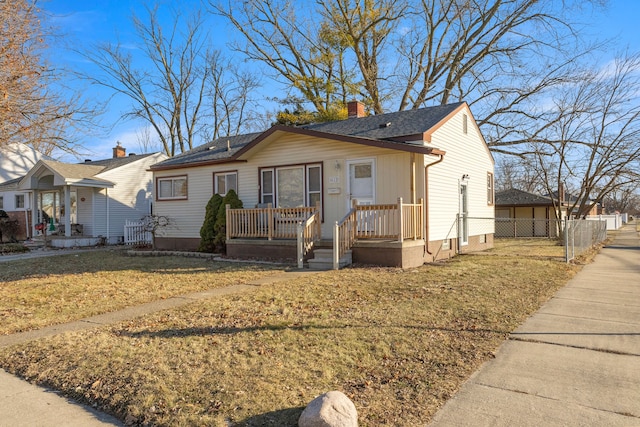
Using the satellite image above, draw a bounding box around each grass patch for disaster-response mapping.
[0,250,285,335]
[0,241,592,426]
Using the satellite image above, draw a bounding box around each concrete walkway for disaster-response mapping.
[429,223,640,426]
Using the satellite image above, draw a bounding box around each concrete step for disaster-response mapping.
[307,249,352,270]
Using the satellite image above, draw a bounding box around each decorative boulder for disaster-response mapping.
[298,391,358,427]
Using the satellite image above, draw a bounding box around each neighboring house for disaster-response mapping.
[0,143,48,240]
[495,188,569,237]
[151,101,495,268]
[15,144,167,247]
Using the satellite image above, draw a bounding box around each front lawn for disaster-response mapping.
[0,240,588,426]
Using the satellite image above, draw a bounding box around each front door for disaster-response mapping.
[347,159,375,208]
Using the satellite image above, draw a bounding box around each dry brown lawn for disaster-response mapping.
[0,241,592,426]
[0,249,284,335]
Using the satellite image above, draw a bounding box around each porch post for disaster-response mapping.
[333,221,339,270]
[64,185,71,237]
[267,203,273,240]
[225,204,231,241]
[398,197,404,243]
[297,222,304,269]
[31,189,39,237]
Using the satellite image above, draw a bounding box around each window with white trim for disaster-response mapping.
[214,171,238,196]
[157,176,188,200]
[15,194,25,209]
[487,172,494,205]
[260,164,322,210]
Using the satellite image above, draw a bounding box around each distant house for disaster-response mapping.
[151,101,495,268]
[494,188,569,237]
[0,143,48,241]
[12,144,167,247]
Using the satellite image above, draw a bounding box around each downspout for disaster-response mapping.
[424,154,445,256]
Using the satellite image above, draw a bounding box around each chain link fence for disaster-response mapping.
[564,218,607,263]
[495,218,561,238]
[436,216,606,263]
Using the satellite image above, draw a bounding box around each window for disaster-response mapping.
[15,194,25,209]
[0,196,3,209]
[463,113,468,134]
[157,176,188,200]
[487,172,494,205]
[260,169,274,204]
[260,164,323,210]
[214,171,237,196]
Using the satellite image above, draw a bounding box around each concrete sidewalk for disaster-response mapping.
[0,268,316,427]
[429,224,640,426]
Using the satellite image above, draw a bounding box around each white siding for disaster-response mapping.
[76,187,94,236]
[426,106,495,241]
[0,143,45,183]
[93,153,166,241]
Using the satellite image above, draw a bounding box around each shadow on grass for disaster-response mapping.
[115,323,507,339]
[232,406,304,426]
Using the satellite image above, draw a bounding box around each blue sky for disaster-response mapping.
[42,1,640,162]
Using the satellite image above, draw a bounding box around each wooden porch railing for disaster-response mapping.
[227,198,423,270]
[297,210,321,268]
[226,204,319,240]
[333,197,424,269]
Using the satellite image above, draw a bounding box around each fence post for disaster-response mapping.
[564,218,569,262]
[398,197,404,243]
[333,221,339,270]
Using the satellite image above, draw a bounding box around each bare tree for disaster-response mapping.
[80,4,260,157]
[524,54,640,218]
[0,0,95,156]
[212,0,600,127]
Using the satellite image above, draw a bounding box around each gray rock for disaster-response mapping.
[298,391,358,427]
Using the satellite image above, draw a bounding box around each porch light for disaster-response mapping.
[461,174,470,181]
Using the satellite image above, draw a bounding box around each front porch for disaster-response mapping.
[225,198,425,269]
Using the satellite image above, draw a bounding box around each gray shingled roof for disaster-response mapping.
[153,102,464,169]
[80,152,157,172]
[303,102,464,139]
[154,132,261,168]
[495,188,556,206]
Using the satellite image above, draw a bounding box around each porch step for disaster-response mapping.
[307,248,352,270]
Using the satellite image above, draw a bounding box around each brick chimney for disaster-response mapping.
[347,101,366,118]
[113,142,126,158]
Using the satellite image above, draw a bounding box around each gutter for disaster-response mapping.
[424,154,445,256]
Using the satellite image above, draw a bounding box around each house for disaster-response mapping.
[494,188,568,237]
[0,143,48,241]
[150,101,495,268]
[13,144,167,247]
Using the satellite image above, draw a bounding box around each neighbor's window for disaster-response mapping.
[487,172,494,205]
[15,194,25,209]
[157,176,188,200]
[214,171,238,196]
